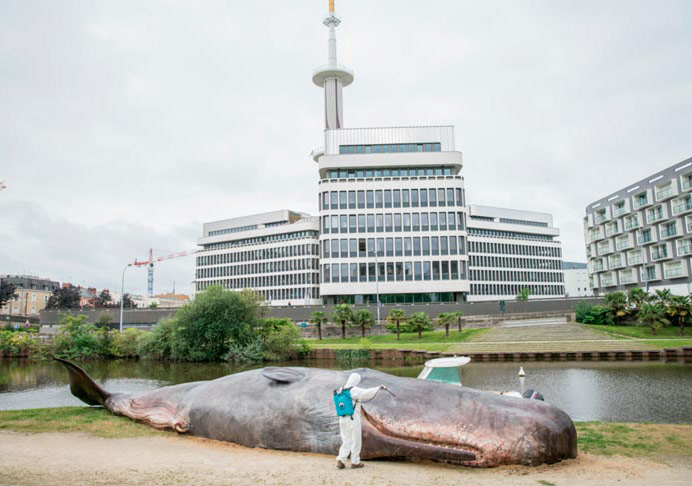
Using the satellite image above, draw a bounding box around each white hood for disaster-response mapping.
[344,373,361,389]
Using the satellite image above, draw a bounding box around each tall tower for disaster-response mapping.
[312,0,353,130]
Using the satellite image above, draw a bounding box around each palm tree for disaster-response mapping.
[627,288,648,315]
[516,288,531,301]
[386,308,406,341]
[652,288,672,308]
[454,310,464,332]
[408,312,431,339]
[331,303,352,339]
[351,309,375,338]
[437,312,455,337]
[310,311,327,340]
[666,295,690,335]
[637,302,670,335]
[604,291,628,325]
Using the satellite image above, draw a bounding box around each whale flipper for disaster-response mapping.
[262,367,305,384]
[54,357,110,406]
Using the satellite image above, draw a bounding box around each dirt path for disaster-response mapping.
[1,431,690,486]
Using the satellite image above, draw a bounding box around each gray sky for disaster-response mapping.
[1,0,691,296]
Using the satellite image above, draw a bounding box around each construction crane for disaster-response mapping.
[133,248,198,297]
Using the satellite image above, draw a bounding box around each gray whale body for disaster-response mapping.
[57,359,577,467]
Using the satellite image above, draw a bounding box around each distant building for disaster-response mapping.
[195,210,321,306]
[0,275,59,317]
[562,262,590,297]
[584,157,692,294]
[79,287,98,309]
[467,206,564,301]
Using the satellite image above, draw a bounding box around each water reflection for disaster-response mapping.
[1,359,690,423]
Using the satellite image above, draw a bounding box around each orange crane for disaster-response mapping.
[133,248,198,297]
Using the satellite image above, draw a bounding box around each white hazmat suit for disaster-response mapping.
[336,373,383,466]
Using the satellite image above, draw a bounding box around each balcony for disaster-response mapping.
[664,265,688,279]
[594,213,607,224]
[627,252,644,265]
[672,198,692,216]
[615,238,632,250]
[637,232,655,245]
[650,247,669,261]
[681,176,692,192]
[600,273,616,287]
[597,243,613,256]
[660,225,679,239]
[632,194,650,210]
[612,205,628,217]
[619,270,637,285]
[677,242,692,256]
[647,209,665,224]
[655,186,675,201]
[609,257,625,269]
[589,228,604,242]
[624,218,640,231]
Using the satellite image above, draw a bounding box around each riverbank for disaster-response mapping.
[0,409,690,486]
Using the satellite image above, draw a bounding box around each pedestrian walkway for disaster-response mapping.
[447,321,655,353]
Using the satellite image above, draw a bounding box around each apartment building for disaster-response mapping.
[584,157,692,294]
[0,275,59,317]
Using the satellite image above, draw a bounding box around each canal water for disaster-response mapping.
[1,359,691,423]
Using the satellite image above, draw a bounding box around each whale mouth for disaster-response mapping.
[361,410,485,466]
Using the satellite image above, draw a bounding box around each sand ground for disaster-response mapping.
[1,431,690,486]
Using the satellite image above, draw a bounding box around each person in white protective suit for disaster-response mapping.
[336,373,387,469]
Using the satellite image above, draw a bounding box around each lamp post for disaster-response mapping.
[119,263,132,332]
[373,248,381,324]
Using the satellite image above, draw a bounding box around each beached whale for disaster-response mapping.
[57,359,577,467]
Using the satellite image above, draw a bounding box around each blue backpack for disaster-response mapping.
[333,388,355,417]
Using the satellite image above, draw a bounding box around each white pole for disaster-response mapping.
[119,264,131,332]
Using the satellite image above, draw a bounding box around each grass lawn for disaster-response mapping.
[309,328,488,350]
[1,407,690,459]
[0,407,164,438]
[584,324,692,348]
[575,422,692,458]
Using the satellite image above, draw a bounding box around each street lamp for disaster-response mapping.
[119,263,132,332]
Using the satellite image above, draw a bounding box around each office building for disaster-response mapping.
[312,4,469,304]
[467,206,564,301]
[195,210,321,305]
[584,157,692,294]
[562,262,590,297]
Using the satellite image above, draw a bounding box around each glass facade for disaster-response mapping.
[338,143,441,154]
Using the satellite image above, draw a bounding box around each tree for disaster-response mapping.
[636,302,670,335]
[652,289,672,308]
[386,308,406,341]
[149,302,158,309]
[454,310,464,332]
[95,289,112,308]
[331,303,352,339]
[95,314,112,329]
[45,284,81,310]
[437,312,455,337]
[122,293,137,309]
[0,280,16,308]
[666,295,690,335]
[516,288,531,301]
[169,286,262,361]
[409,312,432,339]
[627,288,648,314]
[351,309,375,338]
[604,291,628,325]
[309,311,328,340]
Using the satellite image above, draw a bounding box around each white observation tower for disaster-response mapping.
[312,0,354,130]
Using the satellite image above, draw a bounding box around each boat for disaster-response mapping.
[417,356,544,400]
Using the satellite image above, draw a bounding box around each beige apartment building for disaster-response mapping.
[0,275,59,317]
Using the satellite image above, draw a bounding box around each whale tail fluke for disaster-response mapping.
[54,357,110,406]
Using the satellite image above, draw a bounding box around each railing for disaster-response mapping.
[656,187,675,200]
[651,249,668,260]
[620,275,635,284]
[624,220,640,230]
[641,271,658,282]
[664,268,686,279]
[613,207,627,217]
[672,199,692,214]
[616,239,631,250]
[592,264,604,272]
[637,234,653,245]
[648,211,664,223]
[594,213,607,224]
[609,259,623,268]
[627,255,644,265]
[600,278,614,287]
[678,243,692,255]
[597,244,612,254]
[682,178,692,191]
[633,197,648,209]
[661,227,678,238]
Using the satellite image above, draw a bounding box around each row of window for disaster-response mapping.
[322,212,466,234]
[468,228,555,242]
[196,258,320,279]
[338,143,442,154]
[322,236,467,259]
[208,224,258,237]
[197,244,320,266]
[470,269,564,283]
[325,292,459,305]
[196,273,320,291]
[201,231,319,251]
[470,255,562,270]
[195,282,320,302]
[325,166,455,180]
[470,283,565,296]
[322,260,468,283]
[320,188,464,210]
[469,241,561,257]
[498,218,549,228]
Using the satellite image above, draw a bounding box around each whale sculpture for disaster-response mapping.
[57,358,577,467]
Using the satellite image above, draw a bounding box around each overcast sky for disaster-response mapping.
[1,0,691,296]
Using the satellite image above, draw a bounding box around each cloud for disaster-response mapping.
[0,0,690,293]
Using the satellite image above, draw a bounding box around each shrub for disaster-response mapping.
[575,301,593,323]
[0,331,38,356]
[579,305,614,326]
[170,287,262,362]
[225,336,264,363]
[359,338,372,350]
[113,328,146,358]
[262,323,300,361]
[137,319,174,360]
[52,315,101,359]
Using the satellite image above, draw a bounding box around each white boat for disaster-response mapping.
[416,356,471,386]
